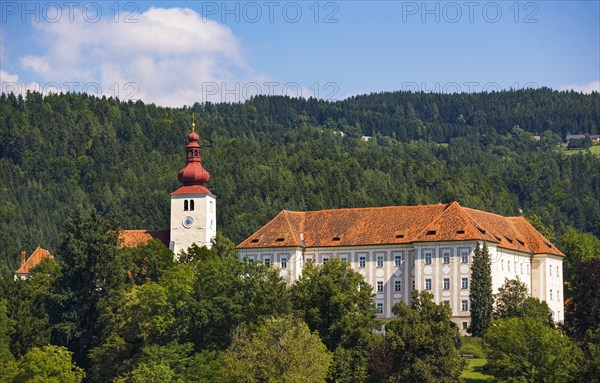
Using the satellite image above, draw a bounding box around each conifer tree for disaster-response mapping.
[469,242,493,336]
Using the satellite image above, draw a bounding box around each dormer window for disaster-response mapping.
[332,237,341,241]
[250,238,260,243]
[276,237,285,242]
[426,230,436,235]
[395,234,405,239]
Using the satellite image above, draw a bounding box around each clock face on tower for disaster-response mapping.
[182,216,194,228]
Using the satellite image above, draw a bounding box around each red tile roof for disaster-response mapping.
[118,230,170,248]
[15,247,54,275]
[236,202,564,256]
[170,185,215,196]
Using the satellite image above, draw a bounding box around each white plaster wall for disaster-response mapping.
[491,246,532,294]
[170,194,216,255]
[236,240,564,325]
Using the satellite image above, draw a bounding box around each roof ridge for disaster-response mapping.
[457,205,493,240]
[282,211,302,247]
[412,202,452,239]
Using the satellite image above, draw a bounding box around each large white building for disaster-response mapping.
[236,203,565,329]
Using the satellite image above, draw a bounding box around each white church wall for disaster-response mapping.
[170,194,216,255]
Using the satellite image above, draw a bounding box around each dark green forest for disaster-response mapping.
[1,88,599,274]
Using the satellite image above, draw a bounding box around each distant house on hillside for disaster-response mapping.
[14,247,53,280]
[566,134,600,142]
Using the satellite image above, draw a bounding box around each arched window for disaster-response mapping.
[184,200,188,211]
[190,200,195,211]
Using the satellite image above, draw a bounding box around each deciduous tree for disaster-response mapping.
[485,317,582,383]
[14,345,85,383]
[566,259,600,338]
[377,290,465,383]
[223,317,331,383]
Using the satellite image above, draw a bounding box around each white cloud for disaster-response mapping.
[18,7,266,106]
[0,70,19,83]
[559,80,600,94]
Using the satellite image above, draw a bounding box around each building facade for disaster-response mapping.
[237,203,565,328]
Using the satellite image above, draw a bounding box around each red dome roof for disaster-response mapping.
[176,128,211,187]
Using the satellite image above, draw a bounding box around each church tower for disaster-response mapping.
[169,122,216,255]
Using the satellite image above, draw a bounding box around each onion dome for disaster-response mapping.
[177,122,210,186]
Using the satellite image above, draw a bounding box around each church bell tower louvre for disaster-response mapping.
[169,119,216,255]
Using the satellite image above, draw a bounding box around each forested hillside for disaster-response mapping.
[1,89,599,275]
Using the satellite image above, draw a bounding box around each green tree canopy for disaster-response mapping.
[13,345,85,383]
[374,290,465,383]
[469,242,493,336]
[484,317,583,383]
[494,278,529,319]
[50,209,126,369]
[0,298,18,382]
[290,259,377,381]
[223,317,331,383]
[566,259,600,338]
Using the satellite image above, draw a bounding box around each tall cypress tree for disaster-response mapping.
[469,242,493,336]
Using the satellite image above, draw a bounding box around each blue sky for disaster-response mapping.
[1,1,598,106]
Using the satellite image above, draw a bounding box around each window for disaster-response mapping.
[189,200,194,211]
[550,289,553,300]
[557,265,560,276]
[520,263,523,274]
[462,277,469,289]
[377,281,384,292]
[502,259,504,270]
[425,279,432,290]
[394,279,402,292]
[376,302,383,314]
[550,265,552,276]
[341,257,347,262]
[461,249,469,263]
[394,255,402,267]
[281,257,287,269]
[264,258,271,268]
[425,252,432,264]
[412,280,416,290]
[514,261,517,273]
[248,258,254,263]
[359,256,366,268]
[462,321,468,330]
[443,251,450,264]
[443,278,450,290]
[443,300,450,305]
[508,261,511,272]
[557,290,560,301]
[377,256,384,268]
[527,264,530,275]
[184,200,189,211]
[323,257,329,264]
[461,300,469,311]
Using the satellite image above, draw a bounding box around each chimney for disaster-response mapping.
[20,250,26,267]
